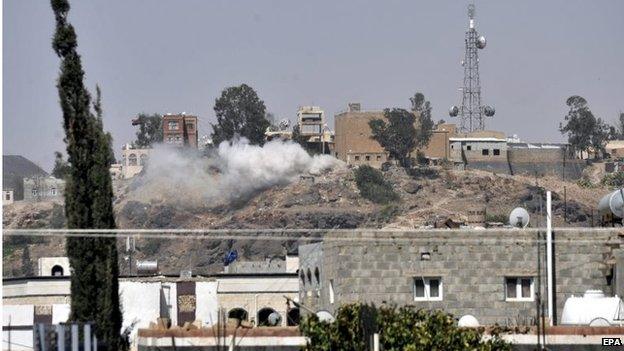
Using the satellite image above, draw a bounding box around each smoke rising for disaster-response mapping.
[130,139,343,207]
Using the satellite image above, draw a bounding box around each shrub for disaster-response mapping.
[576,176,595,188]
[601,172,624,188]
[354,166,399,204]
[300,303,511,351]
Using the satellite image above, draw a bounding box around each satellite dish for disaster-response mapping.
[483,105,495,117]
[316,310,335,323]
[476,35,487,49]
[458,315,479,327]
[267,312,282,326]
[509,207,530,228]
[588,317,610,327]
[449,105,459,117]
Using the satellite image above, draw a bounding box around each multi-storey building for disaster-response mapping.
[162,113,198,148]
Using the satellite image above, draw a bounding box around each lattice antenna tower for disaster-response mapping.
[449,4,495,132]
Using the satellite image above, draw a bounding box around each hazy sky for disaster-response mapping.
[3,0,624,171]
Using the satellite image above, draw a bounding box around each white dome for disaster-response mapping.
[458,315,479,327]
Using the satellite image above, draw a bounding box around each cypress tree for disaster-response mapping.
[50,0,124,348]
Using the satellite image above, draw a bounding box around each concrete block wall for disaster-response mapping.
[299,229,623,326]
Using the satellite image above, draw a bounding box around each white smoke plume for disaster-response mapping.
[129,139,343,207]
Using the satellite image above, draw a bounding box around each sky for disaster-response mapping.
[3,0,624,171]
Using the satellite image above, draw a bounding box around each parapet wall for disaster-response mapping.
[300,229,624,326]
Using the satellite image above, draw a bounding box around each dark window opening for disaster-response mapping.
[228,308,249,322]
[257,308,281,326]
[493,149,500,156]
[51,265,64,276]
[466,145,472,151]
[482,149,489,156]
[287,308,300,326]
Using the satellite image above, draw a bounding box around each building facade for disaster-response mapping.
[334,104,390,168]
[3,189,14,205]
[22,176,65,201]
[163,113,198,148]
[121,145,150,179]
[299,229,624,326]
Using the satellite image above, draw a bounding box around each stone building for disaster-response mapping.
[3,155,48,201]
[3,189,14,205]
[22,176,65,201]
[163,113,198,148]
[121,145,150,179]
[334,104,390,168]
[299,229,624,326]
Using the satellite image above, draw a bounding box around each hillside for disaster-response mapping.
[2,163,609,277]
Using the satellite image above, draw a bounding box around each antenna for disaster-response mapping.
[449,3,495,132]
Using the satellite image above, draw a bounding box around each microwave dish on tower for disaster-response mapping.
[449,3,495,132]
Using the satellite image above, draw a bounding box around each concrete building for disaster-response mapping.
[3,272,298,350]
[606,140,624,159]
[334,104,390,168]
[163,113,198,148]
[224,255,299,274]
[418,123,457,161]
[3,155,48,201]
[3,189,14,205]
[22,176,65,201]
[121,145,150,179]
[297,106,325,141]
[299,229,624,326]
[37,257,70,277]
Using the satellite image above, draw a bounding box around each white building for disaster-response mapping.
[3,189,14,205]
[121,144,150,179]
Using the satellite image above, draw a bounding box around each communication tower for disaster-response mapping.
[449,4,495,132]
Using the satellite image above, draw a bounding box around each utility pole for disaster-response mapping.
[546,191,554,326]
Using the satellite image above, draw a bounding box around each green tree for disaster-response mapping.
[50,0,125,348]
[21,246,34,276]
[211,84,270,146]
[560,95,608,159]
[300,304,511,351]
[370,108,417,168]
[608,112,624,140]
[410,92,435,149]
[51,151,71,179]
[132,113,163,147]
[354,165,399,204]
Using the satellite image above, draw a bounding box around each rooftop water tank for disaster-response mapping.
[458,315,480,327]
[561,290,624,326]
[136,260,158,275]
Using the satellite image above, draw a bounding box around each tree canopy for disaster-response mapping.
[300,304,511,351]
[132,113,163,148]
[51,151,71,179]
[369,93,434,167]
[51,0,125,348]
[559,95,609,159]
[211,84,270,146]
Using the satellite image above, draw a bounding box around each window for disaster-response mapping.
[51,265,64,276]
[128,153,138,166]
[466,145,472,151]
[482,149,489,156]
[168,121,179,130]
[365,155,371,161]
[413,277,442,301]
[493,149,501,156]
[376,155,381,161]
[50,187,57,196]
[32,189,38,196]
[329,279,335,304]
[186,123,195,130]
[6,193,11,200]
[505,277,534,301]
[354,155,360,161]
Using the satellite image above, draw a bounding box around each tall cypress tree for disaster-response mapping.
[51,0,124,348]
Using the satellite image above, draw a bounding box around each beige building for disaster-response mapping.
[606,140,624,159]
[121,145,150,179]
[334,103,390,168]
[417,123,457,161]
[449,130,508,164]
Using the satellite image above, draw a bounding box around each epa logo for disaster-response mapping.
[603,337,623,346]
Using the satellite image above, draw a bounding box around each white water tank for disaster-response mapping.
[561,290,624,326]
[458,315,479,327]
[598,189,624,218]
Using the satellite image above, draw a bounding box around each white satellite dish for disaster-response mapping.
[316,310,335,323]
[267,312,282,326]
[509,207,530,228]
[458,315,479,327]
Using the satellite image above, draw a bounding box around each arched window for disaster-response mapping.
[128,154,138,166]
[227,308,248,321]
[307,268,312,284]
[314,267,320,284]
[139,154,148,166]
[51,265,64,276]
[287,308,300,326]
[300,271,306,286]
[257,308,281,327]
